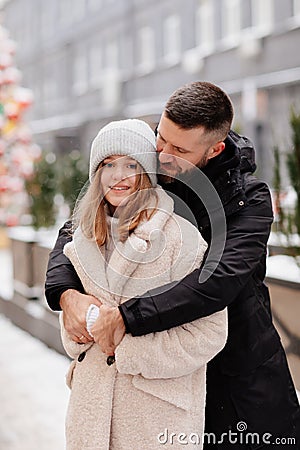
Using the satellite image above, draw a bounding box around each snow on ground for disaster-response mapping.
[266,254,300,283]
[269,231,300,248]
[0,314,70,450]
[0,248,13,300]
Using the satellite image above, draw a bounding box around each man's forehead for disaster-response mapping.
[157,115,207,147]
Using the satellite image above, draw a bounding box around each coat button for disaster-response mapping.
[107,355,115,366]
[238,200,244,206]
[78,352,86,362]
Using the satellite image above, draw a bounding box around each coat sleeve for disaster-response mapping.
[119,178,273,336]
[45,221,84,311]
[115,310,227,379]
[115,232,228,379]
[59,313,93,359]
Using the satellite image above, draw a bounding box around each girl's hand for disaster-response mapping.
[91,305,125,355]
[60,289,102,343]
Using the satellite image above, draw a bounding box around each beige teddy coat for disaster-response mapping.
[61,187,227,450]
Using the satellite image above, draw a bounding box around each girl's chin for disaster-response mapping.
[106,197,129,208]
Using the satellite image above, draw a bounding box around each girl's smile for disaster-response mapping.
[101,155,139,211]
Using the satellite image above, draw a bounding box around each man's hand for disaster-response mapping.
[60,289,102,343]
[91,305,125,356]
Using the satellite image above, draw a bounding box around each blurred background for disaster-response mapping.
[0,0,299,448]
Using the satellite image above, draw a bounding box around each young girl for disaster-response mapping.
[60,119,227,450]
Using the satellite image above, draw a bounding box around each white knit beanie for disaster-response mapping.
[89,119,157,186]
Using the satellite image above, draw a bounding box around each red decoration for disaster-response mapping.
[0,24,37,226]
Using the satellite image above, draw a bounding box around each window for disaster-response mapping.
[59,0,72,27]
[293,0,300,16]
[88,0,102,12]
[251,0,273,33]
[120,34,133,73]
[73,52,88,95]
[105,38,119,70]
[41,3,53,39]
[222,0,241,44]
[102,38,121,108]
[89,45,103,87]
[137,26,155,73]
[43,76,57,104]
[163,14,181,65]
[196,0,214,51]
[73,0,86,22]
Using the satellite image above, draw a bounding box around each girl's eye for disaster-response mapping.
[104,162,114,168]
[127,163,137,169]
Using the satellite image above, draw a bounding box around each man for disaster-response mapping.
[46,82,299,448]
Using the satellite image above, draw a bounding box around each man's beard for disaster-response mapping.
[158,162,182,184]
[157,173,176,184]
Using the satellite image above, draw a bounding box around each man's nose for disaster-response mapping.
[157,140,173,153]
[159,148,175,164]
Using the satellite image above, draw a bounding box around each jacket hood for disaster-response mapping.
[228,130,257,174]
[202,130,256,180]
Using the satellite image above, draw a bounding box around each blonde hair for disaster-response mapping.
[73,161,158,247]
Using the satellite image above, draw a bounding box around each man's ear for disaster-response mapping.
[207,141,225,160]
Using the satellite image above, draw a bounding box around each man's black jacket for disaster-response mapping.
[45,131,299,446]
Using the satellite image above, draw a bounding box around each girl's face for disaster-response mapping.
[100,155,140,212]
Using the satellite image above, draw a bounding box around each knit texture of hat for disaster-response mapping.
[89,119,157,186]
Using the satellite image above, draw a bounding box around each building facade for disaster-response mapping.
[2,0,300,184]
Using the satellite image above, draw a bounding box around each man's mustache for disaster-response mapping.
[159,161,182,173]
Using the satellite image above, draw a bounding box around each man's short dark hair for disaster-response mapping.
[165,81,234,140]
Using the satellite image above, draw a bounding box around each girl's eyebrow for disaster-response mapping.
[102,156,138,167]
[122,156,136,162]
